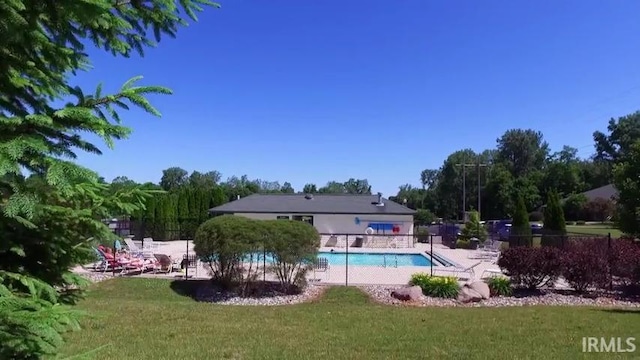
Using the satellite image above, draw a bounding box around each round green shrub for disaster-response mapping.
[485,277,512,296]
[456,240,470,249]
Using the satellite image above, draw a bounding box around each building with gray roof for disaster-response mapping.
[209,193,416,240]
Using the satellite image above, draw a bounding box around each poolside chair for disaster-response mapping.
[325,235,338,247]
[311,257,330,282]
[469,240,501,260]
[440,261,483,280]
[124,238,154,259]
[93,247,115,272]
[114,239,125,254]
[480,268,504,279]
[94,247,144,275]
[481,240,501,253]
[176,254,199,279]
[123,238,143,255]
[153,254,180,274]
[459,261,483,280]
[142,237,158,251]
[468,248,500,261]
[467,251,494,260]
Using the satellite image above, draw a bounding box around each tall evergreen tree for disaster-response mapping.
[541,189,567,247]
[0,1,217,357]
[509,194,532,247]
[613,141,640,237]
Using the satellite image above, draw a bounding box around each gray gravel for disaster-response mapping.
[80,272,114,283]
[195,284,326,306]
[359,285,640,308]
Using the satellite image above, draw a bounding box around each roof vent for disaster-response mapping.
[304,193,314,200]
[373,192,385,206]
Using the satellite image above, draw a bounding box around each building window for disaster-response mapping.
[277,215,290,220]
[293,215,314,226]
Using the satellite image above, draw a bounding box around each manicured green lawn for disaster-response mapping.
[59,278,640,360]
[566,224,624,238]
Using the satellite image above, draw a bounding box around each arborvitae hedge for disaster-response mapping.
[509,194,532,247]
[133,186,227,240]
[541,189,567,247]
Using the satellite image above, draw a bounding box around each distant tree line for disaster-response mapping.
[389,112,640,237]
[108,169,374,239]
[105,111,640,238]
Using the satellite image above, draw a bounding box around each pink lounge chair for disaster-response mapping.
[96,246,146,275]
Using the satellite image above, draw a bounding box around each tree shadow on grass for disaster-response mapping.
[598,309,640,315]
[169,279,206,301]
[168,279,306,303]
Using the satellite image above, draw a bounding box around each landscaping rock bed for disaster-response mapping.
[360,285,640,308]
[80,272,114,283]
[195,282,327,306]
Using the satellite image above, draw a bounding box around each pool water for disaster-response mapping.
[232,252,435,267]
[318,252,433,266]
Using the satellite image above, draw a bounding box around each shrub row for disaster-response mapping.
[497,237,640,292]
[410,273,459,298]
[194,215,320,295]
[410,273,515,298]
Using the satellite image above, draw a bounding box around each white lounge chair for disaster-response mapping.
[142,237,158,251]
[480,268,505,279]
[438,261,483,280]
[123,238,143,255]
[468,251,495,260]
[455,261,483,280]
[124,238,153,259]
[482,240,501,252]
[469,241,501,260]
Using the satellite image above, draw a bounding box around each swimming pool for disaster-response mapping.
[226,252,438,267]
[317,252,433,267]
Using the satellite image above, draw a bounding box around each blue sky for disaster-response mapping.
[73,0,640,196]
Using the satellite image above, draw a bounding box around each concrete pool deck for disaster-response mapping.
[80,240,504,285]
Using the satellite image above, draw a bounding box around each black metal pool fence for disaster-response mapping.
[112,219,616,286]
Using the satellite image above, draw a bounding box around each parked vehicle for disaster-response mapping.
[530,222,543,235]
[440,223,461,237]
[497,223,512,241]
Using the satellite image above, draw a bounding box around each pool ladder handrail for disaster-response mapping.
[382,254,398,268]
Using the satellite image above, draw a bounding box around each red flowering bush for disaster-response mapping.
[497,247,562,289]
[561,239,610,292]
[610,237,640,287]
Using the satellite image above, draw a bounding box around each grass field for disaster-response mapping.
[566,224,624,238]
[59,278,640,360]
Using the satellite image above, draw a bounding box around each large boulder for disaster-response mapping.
[391,286,423,301]
[467,281,491,300]
[457,286,483,303]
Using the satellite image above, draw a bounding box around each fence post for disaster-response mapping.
[140,218,146,240]
[430,234,434,277]
[608,232,612,291]
[112,239,117,277]
[263,243,266,283]
[185,239,189,280]
[345,234,349,286]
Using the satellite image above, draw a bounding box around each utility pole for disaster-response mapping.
[456,158,488,221]
[455,159,470,222]
[476,158,488,220]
